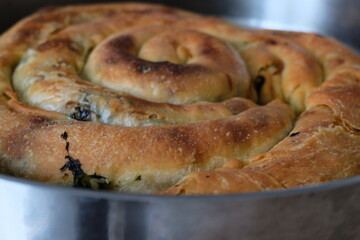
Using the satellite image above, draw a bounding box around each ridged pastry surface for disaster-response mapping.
[0,3,359,194]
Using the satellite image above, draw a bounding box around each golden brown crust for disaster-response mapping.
[0,3,360,194]
[0,100,293,193]
[160,106,360,195]
[248,107,360,188]
[174,17,324,113]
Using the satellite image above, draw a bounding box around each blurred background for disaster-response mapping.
[1,0,359,51]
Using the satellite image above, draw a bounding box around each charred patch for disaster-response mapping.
[36,38,80,53]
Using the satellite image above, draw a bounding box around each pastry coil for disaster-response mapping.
[0,3,359,194]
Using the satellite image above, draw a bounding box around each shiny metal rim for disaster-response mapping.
[2,172,360,201]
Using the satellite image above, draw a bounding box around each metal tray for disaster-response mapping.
[1,1,360,240]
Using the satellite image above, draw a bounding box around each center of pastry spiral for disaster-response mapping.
[84,25,251,104]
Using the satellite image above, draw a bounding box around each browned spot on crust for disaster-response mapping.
[331,58,345,68]
[221,99,254,115]
[14,26,41,42]
[4,116,50,159]
[103,34,208,78]
[155,61,184,75]
[226,74,233,92]
[166,127,204,163]
[224,110,272,144]
[200,43,218,56]
[226,121,252,143]
[164,62,206,76]
[36,38,80,53]
[270,61,285,75]
[65,100,77,108]
[105,35,136,64]
[4,131,26,159]
[57,73,66,77]
[28,116,49,126]
[265,39,278,45]
[107,35,135,53]
[130,58,206,78]
[104,9,117,18]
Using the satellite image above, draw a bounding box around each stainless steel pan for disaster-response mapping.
[1,1,360,239]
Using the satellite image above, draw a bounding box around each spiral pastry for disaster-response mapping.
[0,3,359,194]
